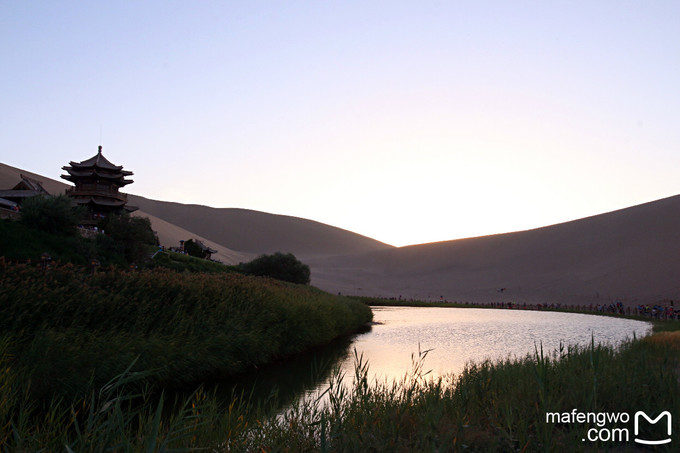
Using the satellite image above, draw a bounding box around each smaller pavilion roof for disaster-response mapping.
[12,175,50,193]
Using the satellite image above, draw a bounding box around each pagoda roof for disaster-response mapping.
[63,167,133,177]
[71,196,128,207]
[61,168,134,185]
[67,146,128,171]
[62,145,134,186]
[2,175,50,194]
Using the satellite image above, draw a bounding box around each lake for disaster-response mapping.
[329,306,652,383]
[217,306,653,411]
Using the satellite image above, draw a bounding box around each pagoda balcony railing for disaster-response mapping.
[65,187,128,202]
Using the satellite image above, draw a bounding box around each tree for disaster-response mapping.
[183,239,209,259]
[238,252,311,284]
[19,195,80,236]
[98,213,158,264]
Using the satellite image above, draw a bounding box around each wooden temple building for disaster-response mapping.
[61,146,137,223]
[0,175,50,210]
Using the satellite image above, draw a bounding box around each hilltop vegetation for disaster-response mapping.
[1,195,158,268]
[2,196,313,285]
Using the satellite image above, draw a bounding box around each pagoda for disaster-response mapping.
[61,146,137,223]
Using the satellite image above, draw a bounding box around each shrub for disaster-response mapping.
[184,239,209,259]
[98,213,158,264]
[19,195,81,236]
[238,252,311,285]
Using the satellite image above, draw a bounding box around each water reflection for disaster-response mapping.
[335,307,653,385]
[196,326,367,411]
[196,307,651,413]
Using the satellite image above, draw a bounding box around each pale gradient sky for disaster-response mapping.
[2,1,679,246]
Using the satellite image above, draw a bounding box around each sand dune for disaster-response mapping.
[128,195,394,258]
[3,162,679,306]
[131,211,254,265]
[309,195,680,305]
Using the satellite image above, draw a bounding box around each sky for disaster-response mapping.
[2,1,679,247]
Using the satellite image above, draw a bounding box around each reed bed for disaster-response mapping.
[0,261,371,402]
[2,330,676,451]
[1,260,677,451]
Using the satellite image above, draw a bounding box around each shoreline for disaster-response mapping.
[356,295,679,324]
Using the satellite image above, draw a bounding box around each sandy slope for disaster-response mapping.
[309,195,680,305]
[130,211,254,264]
[128,195,393,258]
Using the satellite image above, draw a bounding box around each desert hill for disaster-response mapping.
[130,210,254,264]
[308,195,680,305]
[128,195,393,259]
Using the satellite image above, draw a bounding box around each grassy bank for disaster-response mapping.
[0,261,371,403]
[0,217,125,266]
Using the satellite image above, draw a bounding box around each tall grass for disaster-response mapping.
[0,261,372,403]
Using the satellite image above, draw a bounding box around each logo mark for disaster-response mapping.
[634,411,672,445]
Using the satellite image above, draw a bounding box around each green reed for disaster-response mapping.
[0,261,371,403]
